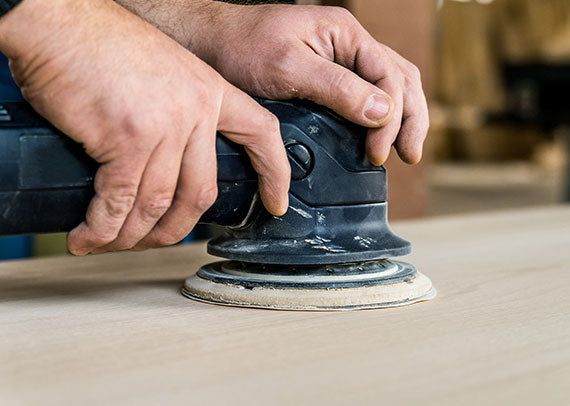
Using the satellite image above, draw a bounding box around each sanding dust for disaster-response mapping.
[304,236,346,253]
[183,271,436,311]
[290,206,312,219]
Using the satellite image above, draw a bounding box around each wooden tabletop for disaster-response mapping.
[1,205,569,405]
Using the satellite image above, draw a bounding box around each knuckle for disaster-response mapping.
[374,45,393,67]
[112,115,159,157]
[120,111,154,142]
[329,6,355,23]
[329,69,360,114]
[109,240,135,252]
[409,63,421,80]
[382,61,402,84]
[267,47,298,94]
[140,194,173,221]
[323,7,359,43]
[190,183,218,213]
[103,190,137,220]
[193,78,215,109]
[263,111,281,136]
[89,229,120,247]
[405,63,422,86]
[330,69,353,94]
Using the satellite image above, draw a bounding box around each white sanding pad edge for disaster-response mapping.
[182,271,436,311]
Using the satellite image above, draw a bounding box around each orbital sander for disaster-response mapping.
[0,99,435,310]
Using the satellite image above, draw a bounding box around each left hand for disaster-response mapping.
[119,2,429,165]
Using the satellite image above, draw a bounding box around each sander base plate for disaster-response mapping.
[182,259,435,311]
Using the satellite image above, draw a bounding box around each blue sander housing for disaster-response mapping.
[0,99,435,310]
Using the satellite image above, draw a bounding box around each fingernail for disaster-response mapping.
[367,149,388,167]
[277,205,289,217]
[70,248,89,256]
[369,155,387,167]
[364,95,391,123]
[279,196,290,216]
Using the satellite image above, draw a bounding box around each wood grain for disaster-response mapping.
[1,206,569,405]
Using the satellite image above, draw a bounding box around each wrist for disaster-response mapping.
[0,0,93,61]
[0,0,22,20]
[183,2,270,68]
[115,0,234,64]
[180,0,233,64]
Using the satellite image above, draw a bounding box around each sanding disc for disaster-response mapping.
[182,259,435,311]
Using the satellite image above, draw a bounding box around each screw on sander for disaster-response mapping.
[0,98,435,311]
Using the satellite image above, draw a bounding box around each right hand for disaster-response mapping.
[0,0,290,255]
[116,1,429,166]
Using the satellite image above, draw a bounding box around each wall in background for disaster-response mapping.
[345,0,437,219]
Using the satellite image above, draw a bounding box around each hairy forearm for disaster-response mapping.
[115,0,231,64]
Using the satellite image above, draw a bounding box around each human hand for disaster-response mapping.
[119,1,429,165]
[0,0,290,254]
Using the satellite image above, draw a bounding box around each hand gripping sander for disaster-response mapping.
[0,99,435,310]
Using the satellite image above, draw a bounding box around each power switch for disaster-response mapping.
[285,141,313,180]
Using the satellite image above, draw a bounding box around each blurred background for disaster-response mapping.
[305,0,570,217]
[1,0,569,259]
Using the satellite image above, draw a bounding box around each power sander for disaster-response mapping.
[0,99,435,310]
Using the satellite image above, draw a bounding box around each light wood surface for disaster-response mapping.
[1,206,570,405]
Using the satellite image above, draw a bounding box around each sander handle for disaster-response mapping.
[0,102,258,235]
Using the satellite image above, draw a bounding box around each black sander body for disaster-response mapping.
[0,99,435,310]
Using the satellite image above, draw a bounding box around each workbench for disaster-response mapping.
[1,206,569,405]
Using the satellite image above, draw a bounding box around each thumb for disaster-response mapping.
[294,55,394,127]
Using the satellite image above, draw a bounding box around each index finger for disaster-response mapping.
[382,45,429,163]
[217,85,290,216]
[357,42,429,164]
[67,150,149,255]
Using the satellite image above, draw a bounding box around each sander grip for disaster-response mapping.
[0,102,257,236]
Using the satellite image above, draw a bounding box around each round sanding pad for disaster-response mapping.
[182,259,435,311]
